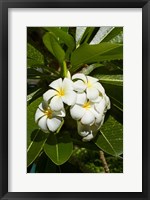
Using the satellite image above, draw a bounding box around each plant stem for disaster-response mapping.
[62,61,67,78]
[99,150,110,173]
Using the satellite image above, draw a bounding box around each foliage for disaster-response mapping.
[27,27,123,173]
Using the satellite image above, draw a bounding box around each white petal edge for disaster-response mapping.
[43,89,57,102]
[87,87,99,100]
[94,82,105,94]
[82,133,94,142]
[95,98,106,113]
[54,108,66,117]
[63,78,74,91]
[81,110,95,125]
[35,108,44,123]
[72,73,87,82]
[50,96,64,111]
[38,116,48,131]
[47,117,62,132]
[76,92,87,105]
[87,76,98,84]
[70,104,85,120]
[62,91,77,106]
[73,80,86,92]
[49,78,63,90]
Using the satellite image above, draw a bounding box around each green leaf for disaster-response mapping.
[43,32,65,63]
[94,74,123,86]
[94,115,123,156]
[81,63,104,75]
[27,130,49,167]
[44,27,75,53]
[27,68,42,79]
[27,97,49,166]
[71,42,123,72]
[27,43,44,68]
[44,132,73,165]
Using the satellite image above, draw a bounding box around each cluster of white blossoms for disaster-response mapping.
[35,72,110,141]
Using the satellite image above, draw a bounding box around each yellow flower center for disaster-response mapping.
[44,109,53,118]
[83,101,91,109]
[86,80,92,88]
[57,88,65,97]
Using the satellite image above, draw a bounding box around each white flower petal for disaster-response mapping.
[72,73,87,82]
[76,92,87,105]
[89,107,100,119]
[63,78,74,91]
[95,98,106,113]
[47,117,62,132]
[62,91,77,106]
[41,101,49,110]
[91,95,103,103]
[54,108,66,117]
[50,96,64,111]
[70,105,85,120]
[38,103,44,111]
[87,87,99,100]
[49,78,63,90]
[94,82,105,94]
[81,110,95,125]
[67,70,71,79]
[73,80,86,92]
[87,76,98,84]
[35,108,44,122]
[82,133,94,142]
[43,89,57,102]
[79,131,89,137]
[95,114,105,126]
[105,95,111,109]
[38,116,48,131]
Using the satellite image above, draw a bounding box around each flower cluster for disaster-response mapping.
[35,73,110,141]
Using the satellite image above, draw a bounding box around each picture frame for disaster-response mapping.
[0,0,150,199]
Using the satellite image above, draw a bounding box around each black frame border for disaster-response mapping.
[0,0,150,199]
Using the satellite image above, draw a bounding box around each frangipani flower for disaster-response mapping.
[35,101,65,132]
[71,92,110,141]
[70,92,100,125]
[43,78,77,111]
[72,73,105,101]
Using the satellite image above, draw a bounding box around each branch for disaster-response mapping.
[99,150,110,173]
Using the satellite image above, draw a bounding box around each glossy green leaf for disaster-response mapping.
[44,132,73,165]
[27,130,49,167]
[71,42,123,72]
[44,27,75,53]
[94,74,123,86]
[27,43,44,68]
[27,97,49,166]
[43,32,65,63]
[94,115,123,156]
[81,63,104,75]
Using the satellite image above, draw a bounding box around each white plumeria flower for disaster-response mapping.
[35,101,65,132]
[73,93,111,142]
[72,73,105,101]
[70,92,100,125]
[43,78,77,111]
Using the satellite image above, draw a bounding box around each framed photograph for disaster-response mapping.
[0,0,149,199]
